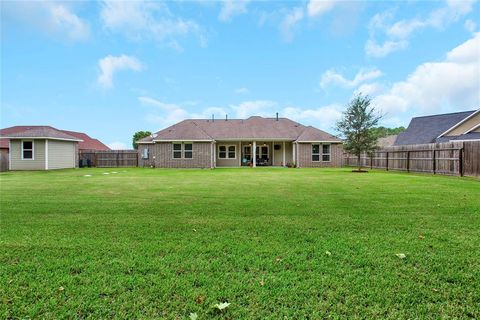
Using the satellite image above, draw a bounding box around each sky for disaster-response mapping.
[1,0,479,149]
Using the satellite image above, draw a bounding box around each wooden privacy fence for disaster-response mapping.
[79,150,138,168]
[343,141,480,178]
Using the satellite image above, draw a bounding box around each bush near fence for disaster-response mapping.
[79,150,138,168]
[343,141,480,178]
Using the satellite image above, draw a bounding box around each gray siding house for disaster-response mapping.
[1,126,82,170]
[137,116,343,168]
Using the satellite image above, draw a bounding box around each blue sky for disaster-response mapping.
[1,0,479,149]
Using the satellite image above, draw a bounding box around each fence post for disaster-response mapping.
[386,152,389,171]
[432,149,436,174]
[406,151,410,172]
[459,148,463,177]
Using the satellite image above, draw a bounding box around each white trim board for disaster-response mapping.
[437,109,480,138]
[462,122,480,134]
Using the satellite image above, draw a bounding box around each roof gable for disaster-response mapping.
[0,126,81,141]
[395,110,476,145]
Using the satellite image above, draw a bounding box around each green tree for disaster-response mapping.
[336,94,382,171]
[132,131,152,149]
[370,126,406,139]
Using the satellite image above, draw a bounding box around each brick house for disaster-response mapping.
[137,115,343,168]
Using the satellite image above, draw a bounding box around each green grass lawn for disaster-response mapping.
[1,168,479,319]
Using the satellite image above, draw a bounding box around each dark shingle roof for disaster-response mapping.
[435,132,480,142]
[141,116,341,143]
[394,110,476,145]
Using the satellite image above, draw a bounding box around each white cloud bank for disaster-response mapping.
[97,55,142,88]
[372,32,480,115]
[100,1,206,48]
[366,0,477,57]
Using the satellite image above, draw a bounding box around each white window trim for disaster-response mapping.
[172,142,193,159]
[256,144,269,159]
[21,140,34,160]
[218,144,237,159]
[311,143,331,162]
[322,143,331,162]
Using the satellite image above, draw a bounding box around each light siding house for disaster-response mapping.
[1,126,82,170]
[137,116,343,168]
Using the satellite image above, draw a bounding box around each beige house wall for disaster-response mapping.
[10,139,46,170]
[443,113,480,136]
[138,142,212,168]
[216,141,241,167]
[47,140,76,169]
[297,143,343,168]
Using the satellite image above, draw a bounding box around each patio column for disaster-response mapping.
[282,141,286,166]
[292,142,296,167]
[252,141,256,167]
[238,141,241,166]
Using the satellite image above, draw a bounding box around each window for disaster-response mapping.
[312,144,331,162]
[142,148,149,160]
[322,144,331,162]
[184,143,193,159]
[172,143,193,159]
[312,144,320,162]
[256,145,269,160]
[173,143,182,159]
[22,140,34,160]
[218,145,236,159]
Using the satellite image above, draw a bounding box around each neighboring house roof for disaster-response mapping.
[1,126,82,141]
[395,110,477,145]
[0,126,109,149]
[377,134,398,148]
[141,116,341,143]
[435,132,480,142]
[60,130,110,150]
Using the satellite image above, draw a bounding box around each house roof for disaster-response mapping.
[141,116,341,143]
[394,110,477,145]
[60,130,110,150]
[435,132,480,142]
[0,126,109,150]
[377,134,398,148]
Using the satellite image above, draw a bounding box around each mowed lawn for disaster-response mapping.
[1,168,479,319]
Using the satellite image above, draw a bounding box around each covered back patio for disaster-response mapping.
[215,140,295,167]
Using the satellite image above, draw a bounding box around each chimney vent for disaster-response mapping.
[212,114,214,122]
[225,114,228,121]
[276,112,279,121]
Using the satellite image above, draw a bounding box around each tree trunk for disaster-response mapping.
[357,154,362,171]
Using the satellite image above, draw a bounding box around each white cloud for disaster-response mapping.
[307,0,337,17]
[282,104,343,131]
[354,82,384,96]
[231,100,277,118]
[320,68,383,89]
[366,1,476,57]
[139,96,229,128]
[97,55,142,88]
[365,39,408,58]
[465,19,477,33]
[2,1,89,41]
[100,1,206,46]
[372,32,480,115]
[218,0,250,22]
[234,87,250,94]
[280,7,304,41]
[108,141,128,150]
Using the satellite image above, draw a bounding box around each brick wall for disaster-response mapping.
[297,143,343,168]
[138,142,212,168]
